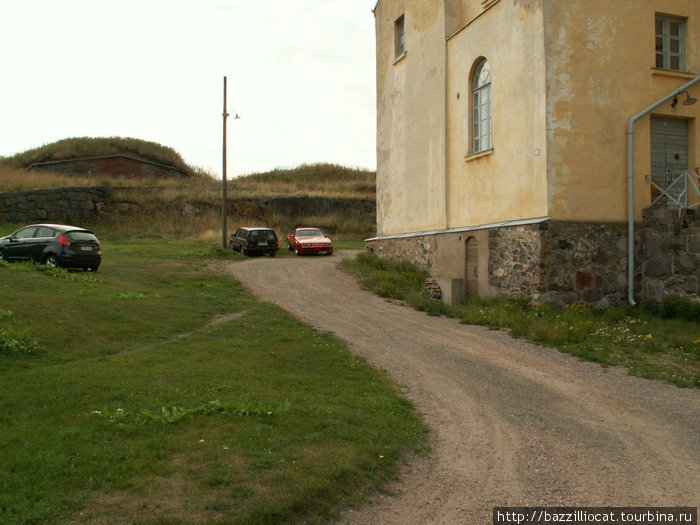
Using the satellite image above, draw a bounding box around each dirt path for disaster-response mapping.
[221,251,700,524]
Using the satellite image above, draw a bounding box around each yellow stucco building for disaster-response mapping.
[369,0,700,306]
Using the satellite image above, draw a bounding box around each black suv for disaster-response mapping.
[230,227,279,257]
[0,223,102,271]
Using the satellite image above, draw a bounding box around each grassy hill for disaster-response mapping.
[0,136,195,176]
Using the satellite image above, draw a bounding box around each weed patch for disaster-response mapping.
[0,327,41,358]
[340,252,428,300]
[0,307,41,359]
[92,400,282,428]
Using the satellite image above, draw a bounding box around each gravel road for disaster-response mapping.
[221,251,700,524]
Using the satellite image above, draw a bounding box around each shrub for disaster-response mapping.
[642,297,700,323]
[0,327,40,358]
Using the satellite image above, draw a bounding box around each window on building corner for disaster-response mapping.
[656,15,685,72]
[395,15,406,58]
[471,58,492,153]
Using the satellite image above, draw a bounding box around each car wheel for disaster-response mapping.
[270,251,276,257]
[241,247,248,256]
[44,255,59,268]
[294,245,301,256]
[86,266,98,272]
[288,243,293,251]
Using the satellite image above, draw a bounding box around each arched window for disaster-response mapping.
[471,58,491,153]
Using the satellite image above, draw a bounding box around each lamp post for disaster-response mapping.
[222,76,240,250]
[222,76,229,250]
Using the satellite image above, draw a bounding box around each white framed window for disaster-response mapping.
[471,58,491,153]
[656,15,685,72]
[395,15,406,58]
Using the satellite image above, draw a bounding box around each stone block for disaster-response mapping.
[644,255,673,279]
[575,271,593,290]
[675,253,697,275]
[582,288,602,303]
[535,290,557,304]
[436,278,464,306]
[689,235,700,254]
[593,296,610,310]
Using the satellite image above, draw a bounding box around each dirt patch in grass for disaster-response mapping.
[74,452,249,524]
[177,311,246,339]
[75,474,220,524]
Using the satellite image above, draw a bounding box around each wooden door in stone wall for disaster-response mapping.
[465,237,478,296]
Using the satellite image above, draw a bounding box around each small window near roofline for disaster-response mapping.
[656,15,685,72]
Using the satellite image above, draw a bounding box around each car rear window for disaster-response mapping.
[249,230,276,242]
[66,231,99,242]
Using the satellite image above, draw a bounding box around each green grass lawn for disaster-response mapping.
[341,252,700,388]
[0,237,426,524]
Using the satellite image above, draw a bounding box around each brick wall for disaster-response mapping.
[29,156,186,178]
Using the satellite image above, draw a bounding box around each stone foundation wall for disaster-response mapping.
[639,207,699,302]
[488,221,630,308]
[487,223,545,301]
[367,212,699,307]
[366,234,438,272]
[0,187,108,224]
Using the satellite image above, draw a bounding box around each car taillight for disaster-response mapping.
[59,234,71,246]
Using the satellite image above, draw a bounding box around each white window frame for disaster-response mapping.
[471,59,492,154]
[656,15,685,72]
[394,15,406,59]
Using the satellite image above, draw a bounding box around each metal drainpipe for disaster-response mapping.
[626,75,700,305]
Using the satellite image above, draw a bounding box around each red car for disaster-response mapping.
[287,228,333,256]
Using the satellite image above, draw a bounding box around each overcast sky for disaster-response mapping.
[0,1,378,177]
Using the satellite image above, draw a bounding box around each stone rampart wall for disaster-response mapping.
[0,187,377,230]
[264,196,376,219]
[0,187,108,224]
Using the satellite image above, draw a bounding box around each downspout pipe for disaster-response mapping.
[626,75,700,305]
